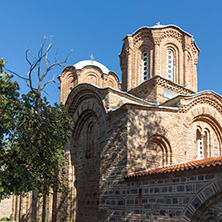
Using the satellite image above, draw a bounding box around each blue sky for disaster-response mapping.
[1,0,222,103]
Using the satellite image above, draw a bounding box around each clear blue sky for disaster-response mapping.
[1,0,222,103]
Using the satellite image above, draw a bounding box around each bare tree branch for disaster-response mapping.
[27,50,38,61]
[45,42,54,70]
[4,66,28,81]
[25,50,32,66]
[40,74,56,91]
[5,36,72,116]
[54,49,58,64]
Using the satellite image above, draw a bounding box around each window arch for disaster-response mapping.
[85,121,96,159]
[142,51,149,81]
[196,128,204,159]
[166,49,174,81]
[196,127,210,159]
[146,135,172,168]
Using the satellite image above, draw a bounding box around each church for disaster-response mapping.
[12,24,222,221]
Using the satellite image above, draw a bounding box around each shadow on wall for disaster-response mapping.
[126,108,172,172]
[13,105,172,222]
[95,107,171,221]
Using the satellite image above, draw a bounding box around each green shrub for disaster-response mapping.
[0,217,9,221]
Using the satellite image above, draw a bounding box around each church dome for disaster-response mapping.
[73,60,110,74]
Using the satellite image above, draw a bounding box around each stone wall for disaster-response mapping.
[98,109,128,221]
[125,167,222,221]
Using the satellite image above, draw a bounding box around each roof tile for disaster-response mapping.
[124,156,222,179]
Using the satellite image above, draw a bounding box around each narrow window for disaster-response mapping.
[167,49,173,81]
[196,128,209,159]
[85,122,95,159]
[198,137,204,159]
[142,52,149,81]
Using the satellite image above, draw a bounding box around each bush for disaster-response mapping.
[0,217,9,221]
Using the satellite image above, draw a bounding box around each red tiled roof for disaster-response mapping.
[124,156,222,179]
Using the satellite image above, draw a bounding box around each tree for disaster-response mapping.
[0,37,73,202]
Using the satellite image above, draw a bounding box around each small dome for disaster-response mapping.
[73,60,110,74]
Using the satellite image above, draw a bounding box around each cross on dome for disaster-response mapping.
[90,54,95,64]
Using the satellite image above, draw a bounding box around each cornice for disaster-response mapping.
[128,75,194,97]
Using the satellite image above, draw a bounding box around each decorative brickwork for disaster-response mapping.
[12,24,222,222]
[120,25,199,92]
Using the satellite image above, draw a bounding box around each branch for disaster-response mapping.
[25,50,43,92]
[40,74,56,91]
[40,48,73,87]
[4,66,28,81]
[45,42,54,70]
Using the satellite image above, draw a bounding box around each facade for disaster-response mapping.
[12,24,222,221]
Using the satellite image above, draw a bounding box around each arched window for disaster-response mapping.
[142,51,149,81]
[167,49,174,81]
[146,135,172,168]
[85,122,95,159]
[203,130,210,157]
[196,128,210,159]
[197,129,204,159]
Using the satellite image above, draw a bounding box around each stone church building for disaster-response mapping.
[12,24,222,221]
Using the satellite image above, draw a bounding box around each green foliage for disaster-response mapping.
[0,59,73,200]
[0,217,9,221]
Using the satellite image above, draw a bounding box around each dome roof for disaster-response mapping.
[73,60,110,74]
[129,23,193,37]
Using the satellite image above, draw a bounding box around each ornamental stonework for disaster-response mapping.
[11,24,222,222]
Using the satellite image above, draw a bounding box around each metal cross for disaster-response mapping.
[90,54,95,64]
[156,21,160,26]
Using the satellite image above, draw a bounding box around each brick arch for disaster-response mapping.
[106,78,116,88]
[72,97,105,127]
[81,65,104,76]
[165,42,180,82]
[133,38,155,83]
[106,71,120,89]
[81,69,101,86]
[72,109,99,143]
[67,85,107,116]
[59,67,78,103]
[160,36,183,51]
[134,38,154,49]
[160,38,183,83]
[160,29,183,44]
[181,105,222,156]
[161,120,183,156]
[69,92,106,222]
[85,72,99,85]
[180,177,222,221]
[147,119,183,158]
[146,134,172,166]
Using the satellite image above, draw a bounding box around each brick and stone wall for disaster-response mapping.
[124,167,222,221]
[120,26,199,92]
[10,24,222,222]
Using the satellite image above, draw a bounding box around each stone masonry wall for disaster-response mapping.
[125,167,222,221]
[99,109,128,222]
[126,107,185,173]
